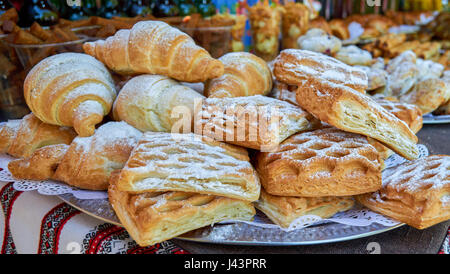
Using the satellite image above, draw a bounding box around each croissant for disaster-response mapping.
[23,53,117,137]
[8,144,69,180]
[8,122,143,190]
[204,52,273,98]
[113,74,204,133]
[0,113,76,158]
[83,20,224,83]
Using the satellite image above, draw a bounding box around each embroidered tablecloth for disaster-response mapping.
[1,177,448,254]
[0,180,188,254]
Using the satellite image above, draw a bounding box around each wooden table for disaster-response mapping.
[172,123,450,254]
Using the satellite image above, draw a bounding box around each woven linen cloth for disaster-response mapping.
[0,179,188,254]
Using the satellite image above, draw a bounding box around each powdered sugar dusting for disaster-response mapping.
[73,121,142,153]
[275,49,368,88]
[381,155,450,194]
[266,127,381,176]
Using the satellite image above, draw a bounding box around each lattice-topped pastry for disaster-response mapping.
[117,132,261,201]
[273,49,368,93]
[357,155,450,229]
[255,187,354,228]
[108,172,255,246]
[255,127,382,197]
[273,49,419,160]
[196,95,318,151]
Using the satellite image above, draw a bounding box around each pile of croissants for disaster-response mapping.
[1,20,275,190]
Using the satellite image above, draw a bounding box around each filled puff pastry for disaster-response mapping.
[116,132,261,202]
[0,113,76,158]
[255,188,354,228]
[197,95,318,151]
[108,171,255,246]
[255,127,382,197]
[356,155,450,229]
[273,49,419,160]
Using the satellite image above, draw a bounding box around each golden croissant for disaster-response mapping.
[83,20,224,83]
[23,53,117,137]
[113,74,204,133]
[0,113,76,158]
[204,52,273,98]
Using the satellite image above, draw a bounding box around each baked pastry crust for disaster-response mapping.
[0,113,76,158]
[255,127,382,197]
[356,65,387,91]
[385,51,419,97]
[356,155,450,229]
[400,78,450,115]
[335,45,373,66]
[273,49,368,93]
[375,99,423,134]
[270,81,298,106]
[117,132,261,201]
[255,188,354,228]
[23,53,117,137]
[83,21,224,82]
[197,95,318,151]
[368,99,423,160]
[112,74,204,133]
[273,49,419,160]
[52,121,142,190]
[297,28,342,56]
[8,144,69,180]
[328,19,349,40]
[204,52,273,98]
[108,172,255,246]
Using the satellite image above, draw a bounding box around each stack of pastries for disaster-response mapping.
[1,20,449,247]
[295,26,450,117]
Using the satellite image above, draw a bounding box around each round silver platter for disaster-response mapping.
[422,114,450,124]
[58,193,404,246]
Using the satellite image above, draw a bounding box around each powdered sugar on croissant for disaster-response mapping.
[24,53,117,137]
[83,20,224,83]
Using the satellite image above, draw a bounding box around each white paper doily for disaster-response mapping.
[0,144,429,230]
[0,154,107,199]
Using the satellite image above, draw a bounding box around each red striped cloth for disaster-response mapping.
[1,175,448,254]
[0,181,188,254]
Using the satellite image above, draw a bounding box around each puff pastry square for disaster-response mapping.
[109,172,255,246]
[255,188,354,228]
[197,95,318,151]
[117,132,261,201]
[255,127,383,197]
[357,155,450,229]
[273,49,419,160]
